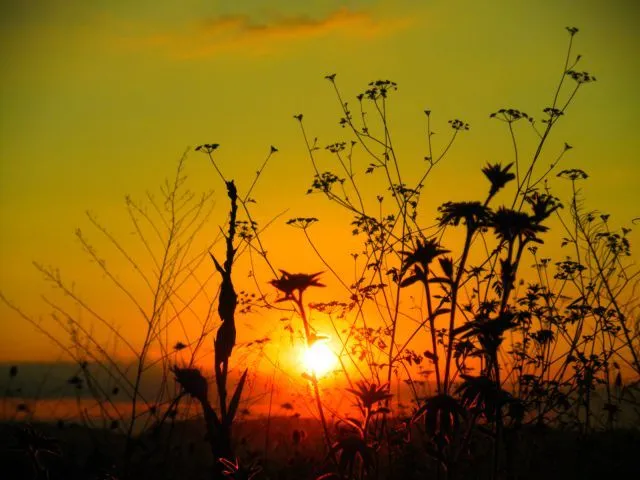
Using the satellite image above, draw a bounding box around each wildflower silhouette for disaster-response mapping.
[481,162,516,203]
[489,108,532,123]
[338,380,393,476]
[400,237,450,281]
[195,143,220,153]
[438,201,491,230]
[448,118,470,131]
[525,192,562,222]
[331,383,392,478]
[286,217,319,230]
[413,393,466,443]
[270,270,325,303]
[347,381,392,411]
[330,432,375,478]
[491,207,547,245]
[270,270,326,347]
[455,312,516,360]
[270,270,335,461]
[399,238,451,390]
[557,168,589,180]
[566,70,597,83]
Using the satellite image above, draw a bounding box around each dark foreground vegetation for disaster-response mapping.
[2,417,640,479]
[2,27,639,479]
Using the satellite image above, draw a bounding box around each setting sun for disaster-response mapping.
[303,341,337,377]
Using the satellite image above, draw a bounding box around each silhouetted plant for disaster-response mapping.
[288,25,639,480]
[269,270,336,467]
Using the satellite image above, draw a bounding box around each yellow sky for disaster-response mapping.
[1,0,639,365]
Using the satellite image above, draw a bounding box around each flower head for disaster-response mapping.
[347,381,392,411]
[557,168,589,181]
[448,119,470,131]
[566,70,596,84]
[438,201,491,231]
[401,238,450,271]
[482,162,516,199]
[195,143,219,154]
[270,270,325,302]
[526,192,562,222]
[491,207,547,244]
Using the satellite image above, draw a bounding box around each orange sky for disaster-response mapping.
[1,0,639,383]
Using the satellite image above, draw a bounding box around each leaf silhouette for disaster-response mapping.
[400,273,422,288]
[438,257,454,280]
[226,368,248,426]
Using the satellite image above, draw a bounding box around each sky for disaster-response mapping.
[1,0,639,380]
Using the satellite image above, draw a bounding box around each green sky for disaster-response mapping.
[1,0,638,362]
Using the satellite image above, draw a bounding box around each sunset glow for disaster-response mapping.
[302,341,337,377]
[1,2,639,477]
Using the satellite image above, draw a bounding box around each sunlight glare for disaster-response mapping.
[303,341,337,377]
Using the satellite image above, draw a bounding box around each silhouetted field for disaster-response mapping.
[2,26,639,480]
[2,417,640,479]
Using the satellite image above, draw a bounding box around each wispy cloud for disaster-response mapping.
[121,8,412,59]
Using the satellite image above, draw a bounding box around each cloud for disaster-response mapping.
[121,8,412,59]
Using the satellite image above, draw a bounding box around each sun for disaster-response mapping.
[303,341,337,377]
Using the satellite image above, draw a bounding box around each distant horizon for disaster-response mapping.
[3,359,639,431]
